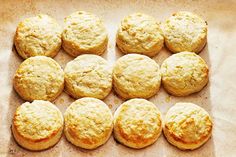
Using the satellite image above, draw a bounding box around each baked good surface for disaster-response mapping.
[162,11,207,53]
[12,100,64,151]
[164,102,213,150]
[161,51,208,96]
[113,54,161,99]
[13,56,64,101]
[14,14,62,59]
[64,97,113,149]
[116,13,164,57]
[64,54,112,99]
[62,11,108,57]
[113,98,162,149]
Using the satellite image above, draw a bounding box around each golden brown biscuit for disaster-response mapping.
[14,14,62,59]
[161,51,208,96]
[64,97,113,149]
[13,56,64,101]
[113,98,162,149]
[113,54,161,99]
[12,100,64,151]
[64,54,112,99]
[62,11,108,57]
[164,102,213,150]
[116,13,164,57]
[162,11,207,53]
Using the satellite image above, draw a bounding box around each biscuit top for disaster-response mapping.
[114,99,162,144]
[117,13,163,52]
[161,52,208,89]
[162,11,207,52]
[13,100,63,141]
[64,97,113,145]
[113,54,161,95]
[64,54,112,99]
[165,103,212,143]
[63,11,107,50]
[14,56,64,101]
[15,14,62,59]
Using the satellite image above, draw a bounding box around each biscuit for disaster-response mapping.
[162,11,207,53]
[164,102,213,150]
[113,98,162,149]
[113,54,161,99]
[116,13,164,57]
[14,14,62,59]
[64,97,113,149]
[161,52,208,96]
[64,54,112,99]
[62,11,108,57]
[13,56,64,101]
[12,100,64,151]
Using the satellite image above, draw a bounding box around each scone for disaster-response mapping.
[113,54,161,99]
[64,54,112,99]
[14,14,62,59]
[161,51,208,96]
[62,11,108,57]
[13,56,64,101]
[113,98,162,149]
[12,100,64,151]
[116,13,164,57]
[162,11,207,53]
[164,103,213,150]
[64,97,113,149]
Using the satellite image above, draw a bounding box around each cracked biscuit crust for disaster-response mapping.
[64,54,112,99]
[113,54,161,99]
[113,98,162,149]
[161,52,208,96]
[12,100,64,151]
[64,97,113,149]
[14,14,62,59]
[62,11,108,57]
[162,11,207,53]
[13,56,64,101]
[116,13,164,57]
[164,103,213,150]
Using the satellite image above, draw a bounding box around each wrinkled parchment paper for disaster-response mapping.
[0,0,236,156]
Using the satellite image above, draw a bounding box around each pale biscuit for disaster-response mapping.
[13,56,64,101]
[162,11,207,53]
[12,100,64,151]
[116,13,164,57]
[164,103,213,150]
[64,97,113,149]
[113,98,162,149]
[64,54,112,99]
[161,52,208,96]
[113,54,161,99]
[14,14,62,59]
[62,11,108,57]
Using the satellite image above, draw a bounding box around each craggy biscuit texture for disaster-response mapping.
[14,14,62,59]
[64,97,113,149]
[164,103,213,150]
[162,11,207,53]
[113,54,161,99]
[64,54,112,99]
[12,100,64,151]
[161,52,208,96]
[113,98,162,149]
[116,13,164,57]
[13,56,64,101]
[62,11,108,56]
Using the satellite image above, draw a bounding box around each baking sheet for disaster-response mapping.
[0,0,236,156]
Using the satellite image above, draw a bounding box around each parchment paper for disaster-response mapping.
[0,0,236,156]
